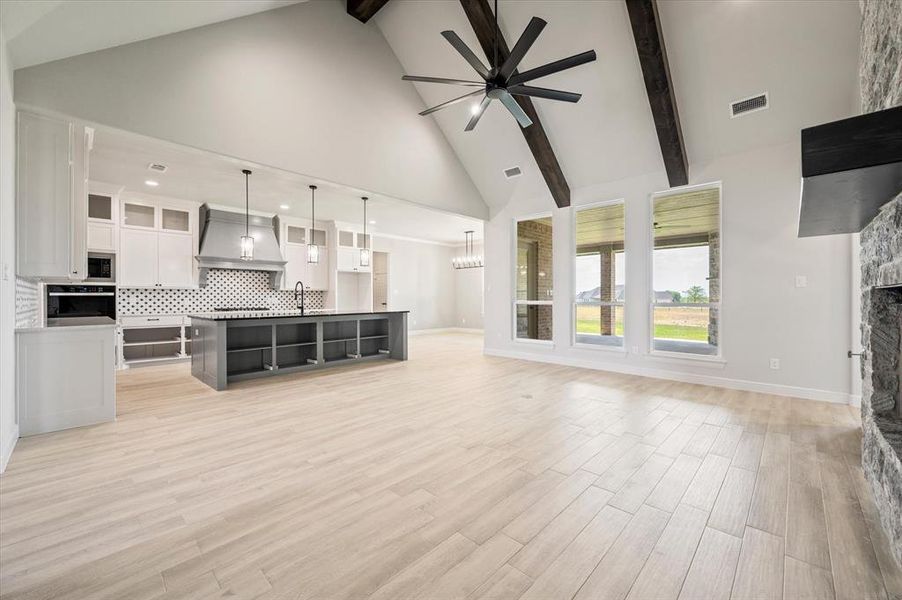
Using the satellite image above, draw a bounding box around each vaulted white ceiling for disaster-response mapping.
[0,0,303,69]
[7,0,861,217]
[375,0,860,210]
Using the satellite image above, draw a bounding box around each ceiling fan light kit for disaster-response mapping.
[402,0,596,131]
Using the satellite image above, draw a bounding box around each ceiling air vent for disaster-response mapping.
[503,166,522,179]
[147,162,168,173]
[730,93,768,118]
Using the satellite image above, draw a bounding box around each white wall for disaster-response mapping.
[372,236,458,331]
[484,141,854,403]
[11,0,487,220]
[453,242,484,330]
[0,28,18,472]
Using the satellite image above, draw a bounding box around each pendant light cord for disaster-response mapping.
[242,169,251,237]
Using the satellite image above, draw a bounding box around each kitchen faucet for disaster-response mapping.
[294,280,305,315]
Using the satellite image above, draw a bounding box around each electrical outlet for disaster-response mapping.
[632,345,640,354]
[795,275,808,288]
[770,358,781,370]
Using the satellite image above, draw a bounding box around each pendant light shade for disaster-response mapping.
[307,185,319,264]
[240,169,254,261]
[359,196,370,268]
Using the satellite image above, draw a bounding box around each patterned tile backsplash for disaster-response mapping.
[15,277,39,328]
[118,269,324,316]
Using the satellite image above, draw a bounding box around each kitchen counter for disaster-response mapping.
[190,311,408,390]
[188,309,406,321]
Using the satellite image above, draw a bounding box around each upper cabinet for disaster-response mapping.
[280,222,329,291]
[86,185,120,252]
[16,112,90,279]
[118,198,196,288]
[336,228,372,273]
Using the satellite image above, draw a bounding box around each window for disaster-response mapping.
[574,201,625,348]
[651,185,721,356]
[515,215,553,342]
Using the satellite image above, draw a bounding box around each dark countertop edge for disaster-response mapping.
[189,310,410,321]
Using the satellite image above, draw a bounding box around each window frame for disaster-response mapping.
[570,198,627,352]
[647,181,724,362]
[512,212,554,346]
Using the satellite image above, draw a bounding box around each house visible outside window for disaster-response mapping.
[574,201,625,348]
[651,184,721,356]
[515,215,553,342]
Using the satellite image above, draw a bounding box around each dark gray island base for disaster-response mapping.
[190,311,408,390]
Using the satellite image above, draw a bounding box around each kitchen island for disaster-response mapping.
[189,310,408,390]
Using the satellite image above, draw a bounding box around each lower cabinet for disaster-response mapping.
[17,326,117,435]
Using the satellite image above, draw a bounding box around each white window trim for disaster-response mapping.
[512,212,555,345]
[570,198,627,351]
[647,181,724,362]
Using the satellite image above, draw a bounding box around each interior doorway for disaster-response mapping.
[373,251,389,312]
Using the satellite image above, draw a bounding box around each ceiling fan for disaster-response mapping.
[401,0,597,131]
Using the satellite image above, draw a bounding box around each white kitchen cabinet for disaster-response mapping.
[337,246,372,273]
[86,189,119,252]
[16,111,90,279]
[307,251,329,290]
[283,243,307,289]
[118,198,197,288]
[157,232,194,287]
[119,228,158,287]
[337,247,356,272]
[87,222,115,251]
[17,325,117,435]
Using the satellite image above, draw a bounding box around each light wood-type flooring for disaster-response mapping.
[1,332,900,599]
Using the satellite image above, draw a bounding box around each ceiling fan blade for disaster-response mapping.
[402,75,485,87]
[464,96,492,132]
[420,90,484,116]
[507,84,581,103]
[507,49,597,86]
[441,30,490,79]
[498,17,547,81]
[498,91,533,128]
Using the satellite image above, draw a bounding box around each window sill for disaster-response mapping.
[647,350,727,367]
[514,338,554,347]
[573,342,627,355]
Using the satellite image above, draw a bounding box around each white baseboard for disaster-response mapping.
[0,425,19,474]
[410,327,484,336]
[484,347,854,405]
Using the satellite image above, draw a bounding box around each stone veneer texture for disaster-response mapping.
[118,268,325,315]
[858,0,902,567]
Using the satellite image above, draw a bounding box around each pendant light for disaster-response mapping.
[307,185,319,264]
[359,196,370,268]
[239,169,254,261]
[451,230,483,269]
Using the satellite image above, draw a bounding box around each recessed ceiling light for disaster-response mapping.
[369,220,376,225]
[470,103,481,115]
[144,180,159,187]
[280,204,290,209]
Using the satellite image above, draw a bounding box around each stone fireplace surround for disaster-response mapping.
[860,195,902,565]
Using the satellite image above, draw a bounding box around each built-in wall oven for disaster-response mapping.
[45,284,116,326]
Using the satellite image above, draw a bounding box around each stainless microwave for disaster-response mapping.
[86,252,115,282]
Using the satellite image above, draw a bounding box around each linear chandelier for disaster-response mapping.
[452,230,483,270]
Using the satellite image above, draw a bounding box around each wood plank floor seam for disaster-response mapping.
[0,333,898,600]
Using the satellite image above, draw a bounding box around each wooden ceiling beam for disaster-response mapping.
[459,0,571,208]
[347,0,390,24]
[625,0,688,187]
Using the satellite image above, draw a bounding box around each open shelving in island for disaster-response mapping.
[189,311,408,390]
